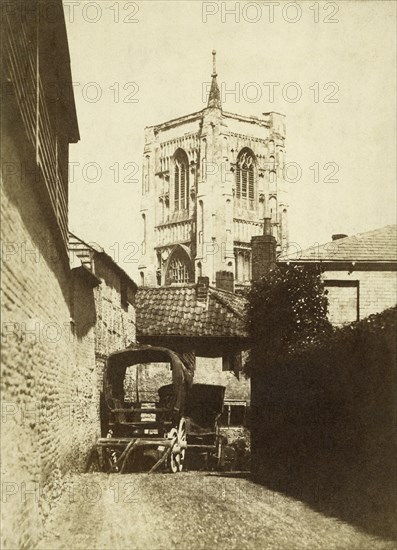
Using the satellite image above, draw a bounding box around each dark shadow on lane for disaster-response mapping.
[205,471,251,480]
[250,448,397,543]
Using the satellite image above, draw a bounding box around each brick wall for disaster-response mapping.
[71,271,99,452]
[1,133,98,548]
[323,270,397,325]
[251,223,277,281]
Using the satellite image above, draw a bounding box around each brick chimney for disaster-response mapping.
[196,276,209,302]
[215,271,234,293]
[332,233,348,241]
[251,217,277,280]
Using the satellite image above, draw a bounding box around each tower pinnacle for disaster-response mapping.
[212,49,217,76]
[207,50,221,110]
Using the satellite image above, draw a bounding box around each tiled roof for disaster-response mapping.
[135,285,248,339]
[281,225,397,263]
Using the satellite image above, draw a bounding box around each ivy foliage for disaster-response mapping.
[245,263,332,375]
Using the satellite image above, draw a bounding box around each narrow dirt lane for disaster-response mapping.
[37,472,395,550]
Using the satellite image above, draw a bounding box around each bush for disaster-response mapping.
[245,263,332,375]
[250,306,397,539]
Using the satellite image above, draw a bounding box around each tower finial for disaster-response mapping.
[212,49,217,76]
[207,50,221,109]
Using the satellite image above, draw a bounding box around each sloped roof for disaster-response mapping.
[135,285,248,339]
[68,232,137,290]
[281,225,397,263]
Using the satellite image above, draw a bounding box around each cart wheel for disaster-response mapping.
[176,417,187,472]
[168,428,179,473]
[169,418,187,473]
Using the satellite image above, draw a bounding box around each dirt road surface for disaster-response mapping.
[37,472,395,550]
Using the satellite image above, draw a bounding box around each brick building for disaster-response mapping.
[138,51,288,289]
[279,225,397,326]
[1,5,138,548]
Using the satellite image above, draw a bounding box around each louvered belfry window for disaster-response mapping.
[174,150,189,211]
[236,150,256,207]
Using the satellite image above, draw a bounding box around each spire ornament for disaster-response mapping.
[207,50,222,110]
[212,49,217,76]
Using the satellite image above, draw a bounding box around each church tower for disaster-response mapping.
[138,52,288,289]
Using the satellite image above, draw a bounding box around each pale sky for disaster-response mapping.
[65,0,396,280]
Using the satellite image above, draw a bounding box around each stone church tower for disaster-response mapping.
[138,52,288,288]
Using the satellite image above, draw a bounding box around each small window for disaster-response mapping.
[222,352,242,372]
[220,402,247,427]
[230,405,246,426]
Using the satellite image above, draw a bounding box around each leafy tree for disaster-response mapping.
[245,264,332,375]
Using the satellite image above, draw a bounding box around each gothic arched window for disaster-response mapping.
[169,257,191,284]
[165,245,194,285]
[174,149,189,211]
[236,149,256,207]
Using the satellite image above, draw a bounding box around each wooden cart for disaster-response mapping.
[93,344,194,474]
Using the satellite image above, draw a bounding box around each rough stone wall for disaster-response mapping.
[323,270,397,325]
[93,255,136,395]
[1,134,98,549]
